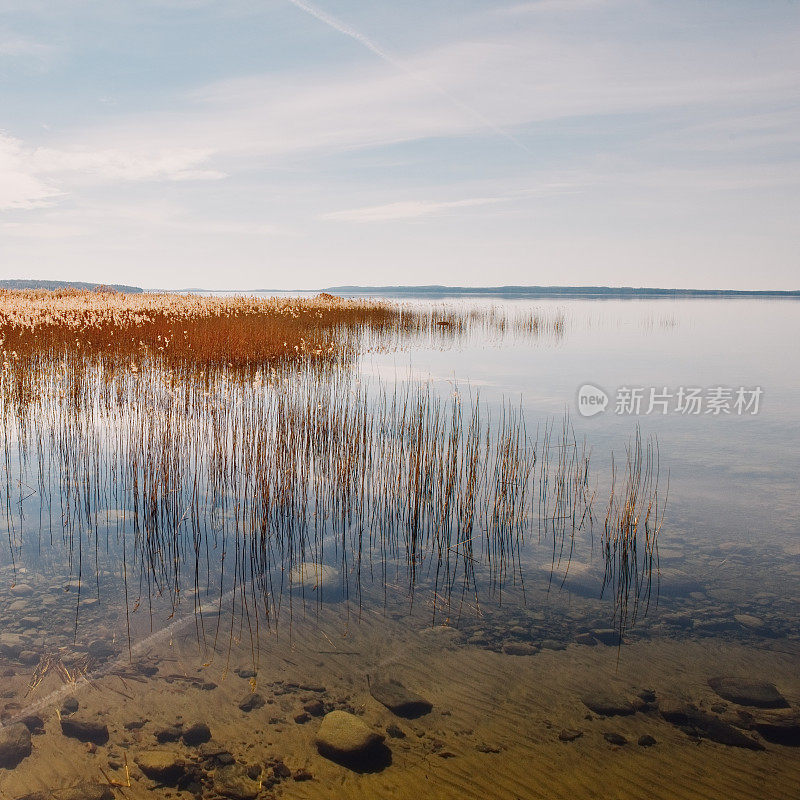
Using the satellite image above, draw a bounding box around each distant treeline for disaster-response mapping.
[0,279,144,293]
[325,285,800,299]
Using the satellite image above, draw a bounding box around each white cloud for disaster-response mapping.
[0,135,63,210]
[0,132,225,211]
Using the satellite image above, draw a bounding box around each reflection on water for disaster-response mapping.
[0,297,798,799]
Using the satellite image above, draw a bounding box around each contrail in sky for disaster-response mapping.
[284,0,532,155]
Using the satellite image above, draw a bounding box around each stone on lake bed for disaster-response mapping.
[659,696,764,750]
[603,732,627,746]
[502,642,538,656]
[419,625,463,645]
[17,784,116,800]
[581,690,635,716]
[708,677,789,709]
[315,710,385,762]
[590,629,620,646]
[369,674,432,718]
[558,729,583,742]
[135,750,187,784]
[213,763,261,799]
[289,562,341,600]
[734,614,767,631]
[750,710,800,745]
[0,722,32,768]
[60,715,109,745]
[239,692,266,712]
[182,721,211,745]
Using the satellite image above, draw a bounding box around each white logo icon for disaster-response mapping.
[577,384,608,417]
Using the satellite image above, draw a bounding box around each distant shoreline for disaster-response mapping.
[3,280,798,299]
[0,279,144,294]
[321,285,800,299]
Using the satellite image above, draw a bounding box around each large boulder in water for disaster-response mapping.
[708,677,789,709]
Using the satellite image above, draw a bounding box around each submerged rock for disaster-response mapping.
[603,732,627,745]
[60,715,109,745]
[182,721,211,746]
[580,690,635,716]
[52,785,115,800]
[289,562,341,601]
[369,674,432,718]
[558,728,583,742]
[213,764,261,799]
[502,642,538,656]
[659,696,764,750]
[0,722,32,768]
[751,711,800,746]
[239,692,266,712]
[708,677,789,709]
[135,750,187,784]
[315,710,386,767]
[14,786,114,800]
[638,734,657,747]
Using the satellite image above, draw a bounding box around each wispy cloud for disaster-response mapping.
[321,196,507,222]
[283,0,532,154]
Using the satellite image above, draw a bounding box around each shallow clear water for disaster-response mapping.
[0,296,798,799]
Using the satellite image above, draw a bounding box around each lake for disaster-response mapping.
[0,294,798,799]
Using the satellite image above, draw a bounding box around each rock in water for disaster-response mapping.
[580,690,635,716]
[135,750,187,784]
[239,692,266,712]
[369,675,432,718]
[502,642,538,656]
[315,710,385,766]
[708,677,789,709]
[289,562,341,601]
[213,764,261,799]
[750,711,800,746]
[60,715,109,745]
[182,722,211,745]
[53,785,115,800]
[0,722,32,768]
[659,696,764,750]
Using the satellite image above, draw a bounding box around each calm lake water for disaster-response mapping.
[0,295,798,799]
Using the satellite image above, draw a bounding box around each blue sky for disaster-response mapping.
[0,0,798,289]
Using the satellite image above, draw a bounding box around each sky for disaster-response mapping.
[0,0,798,290]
